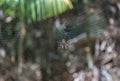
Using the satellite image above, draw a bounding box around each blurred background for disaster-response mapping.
[0,0,120,81]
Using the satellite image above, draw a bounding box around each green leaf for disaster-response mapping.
[2,0,73,22]
[0,0,5,6]
[31,0,36,21]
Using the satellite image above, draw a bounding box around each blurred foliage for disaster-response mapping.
[0,3,73,77]
[0,0,107,65]
[0,0,73,22]
[0,0,119,80]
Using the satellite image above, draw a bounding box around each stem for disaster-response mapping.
[18,22,26,74]
[85,47,94,71]
[83,0,94,71]
[18,0,26,74]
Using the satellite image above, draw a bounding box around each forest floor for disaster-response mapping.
[0,26,120,81]
[0,4,120,81]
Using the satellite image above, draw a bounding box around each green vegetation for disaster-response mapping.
[0,0,120,81]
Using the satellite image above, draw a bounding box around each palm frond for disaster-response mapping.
[2,0,73,22]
